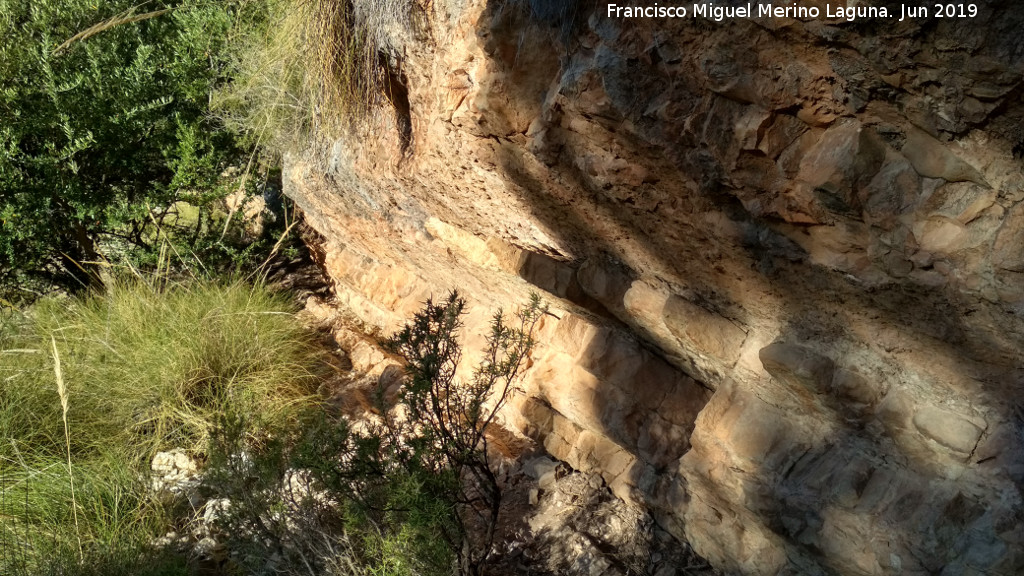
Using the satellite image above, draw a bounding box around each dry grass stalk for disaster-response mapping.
[53,6,172,55]
[51,335,83,564]
[291,0,385,139]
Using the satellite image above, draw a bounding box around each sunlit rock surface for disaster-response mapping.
[286,1,1024,573]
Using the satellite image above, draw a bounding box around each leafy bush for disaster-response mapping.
[0,278,325,575]
[0,0,268,297]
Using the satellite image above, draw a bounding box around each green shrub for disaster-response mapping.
[377,291,545,575]
[0,0,269,298]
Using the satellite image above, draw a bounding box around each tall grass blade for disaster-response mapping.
[51,335,83,565]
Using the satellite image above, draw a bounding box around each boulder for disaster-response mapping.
[913,406,985,455]
[663,296,747,365]
[900,128,987,186]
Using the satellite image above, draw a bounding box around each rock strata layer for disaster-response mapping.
[286,1,1024,573]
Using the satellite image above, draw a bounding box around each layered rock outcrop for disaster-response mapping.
[286,1,1024,573]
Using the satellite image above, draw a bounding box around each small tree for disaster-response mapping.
[379,291,546,575]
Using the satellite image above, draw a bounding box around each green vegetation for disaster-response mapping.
[0,279,322,574]
[0,0,276,298]
[379,292,545,574]
[0,2,539,575]
[1,281,543,576]
[205,292,545,576]
[0,0,420,302]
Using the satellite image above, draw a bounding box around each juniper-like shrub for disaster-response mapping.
[205,292,546,576]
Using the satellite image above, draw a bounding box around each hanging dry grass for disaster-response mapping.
[279,0,385,140]
[307,0,383,116]
[215,0,418,156]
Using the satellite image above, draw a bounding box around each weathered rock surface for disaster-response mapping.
[286,1,1024,573]
[492,456,718,576]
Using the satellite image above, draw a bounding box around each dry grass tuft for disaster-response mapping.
[0,278,327,574]
[215,0,419,156]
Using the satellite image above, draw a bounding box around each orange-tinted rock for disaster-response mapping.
[285,1,1024,573]
[663,295,747,366]
[901,128,988,186]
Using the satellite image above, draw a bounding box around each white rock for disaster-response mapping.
[203,498,232,525]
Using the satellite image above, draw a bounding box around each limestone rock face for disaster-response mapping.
[286,1,1024,573]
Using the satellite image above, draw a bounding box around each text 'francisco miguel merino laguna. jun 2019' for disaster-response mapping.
[606,2,980,22]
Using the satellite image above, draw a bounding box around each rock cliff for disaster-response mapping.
[285,1,1024,573]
